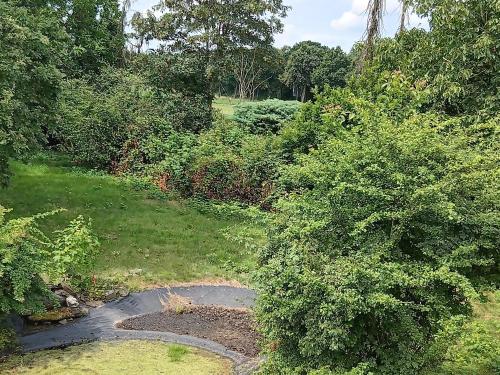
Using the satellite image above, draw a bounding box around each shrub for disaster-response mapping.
[0,207,99,315]
[55,67,212,170]
[256,109,499,374]
[233,99,300,134]
[276,73,430,162]
[188,116,281,204]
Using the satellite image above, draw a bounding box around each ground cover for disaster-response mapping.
[0,157,259,289]
[0,340,232,374]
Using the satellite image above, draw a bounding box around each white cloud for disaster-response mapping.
[330,11,362,30]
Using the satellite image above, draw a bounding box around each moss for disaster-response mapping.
[0,340,232,374]
[28,307,84,322]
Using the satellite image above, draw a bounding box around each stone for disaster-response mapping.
[103,290,119,302]
[55,289,69,297]
[128,268,143,276]
[66,296,79,308]
[59,319,68,325]
[86,300,104,308]
[27,307,89,323]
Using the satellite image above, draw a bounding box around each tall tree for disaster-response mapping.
[281,41,328,102]
[148,0,288,107]
[65,0,125,75]
[311,46,352,90]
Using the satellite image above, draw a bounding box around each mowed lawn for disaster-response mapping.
[0,158,256,287]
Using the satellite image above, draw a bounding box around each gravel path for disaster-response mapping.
[20,286,257,372]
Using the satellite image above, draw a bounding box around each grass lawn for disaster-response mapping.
[0,341,232,374]
[0,158,258,288]
[213,96,248,117]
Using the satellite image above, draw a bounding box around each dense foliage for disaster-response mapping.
[359,0,499,116]
[0,0,498,372]
[0,1,66,186]
[0,207,98,315]
[233,99,300,134]
[256,81,499,374]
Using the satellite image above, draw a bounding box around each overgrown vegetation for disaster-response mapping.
[0,206,98,315]
[0,0,498,373]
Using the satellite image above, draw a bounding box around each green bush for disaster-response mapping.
[233,99,300,134]
[188,116,281,204]
[256,96,499,374]
[55,67,212,170]
[0,206,99,315]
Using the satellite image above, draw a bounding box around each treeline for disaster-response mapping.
[216,43,352,101]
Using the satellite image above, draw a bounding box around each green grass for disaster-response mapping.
[213,96,249,117]
[0,158,257,288]
[426,291,500,375]
[0,340,232,374]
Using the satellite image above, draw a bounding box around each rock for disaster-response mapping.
[27,307,89,323]
[54,289,69,298]
[59,319,68,325]
[128,268,143,276]
[103,290,119,301]
[118,288,129,297]
[86,300,104,308]
[66,296,79,308]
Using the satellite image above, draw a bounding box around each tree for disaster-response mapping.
[64,0,125,75]
[311,47,352,90]
[0,1,67,186]
[129,11,154,54]
[360,0,499,116]
[281,41,328,102]
[358,0,411,70]
[232,47,282,100]
[148,0,288,107]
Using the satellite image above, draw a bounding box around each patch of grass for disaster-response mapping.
[0,158,257,287]
[213,96,249,117]
[168,344,190,362]
[427,291,500,375]
[0,340,232,374]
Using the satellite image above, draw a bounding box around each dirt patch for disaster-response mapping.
[117,305,261,357]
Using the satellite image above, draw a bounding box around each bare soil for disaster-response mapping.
[117,305,261,357]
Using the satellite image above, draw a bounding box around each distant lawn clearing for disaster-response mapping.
[213,96,248,117]
[0,341,232,374]
[0,158,257,287]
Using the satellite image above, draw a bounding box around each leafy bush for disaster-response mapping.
[188,115,281,204]
[277,73,431,162]
[256,99,499,374]
[233,99,300,134]
[55,67,212,170]
[0,207,99,315]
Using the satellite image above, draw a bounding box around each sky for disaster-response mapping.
[129,0,428,52]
